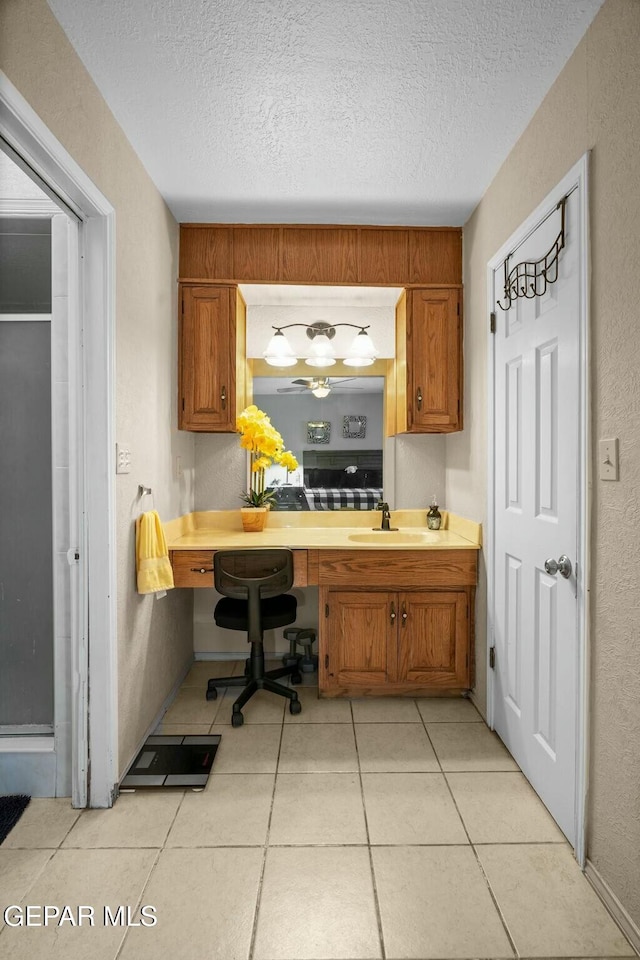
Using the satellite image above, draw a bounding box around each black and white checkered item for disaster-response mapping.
[303,488,383,511]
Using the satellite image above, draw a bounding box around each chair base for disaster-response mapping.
[206,643,301,726]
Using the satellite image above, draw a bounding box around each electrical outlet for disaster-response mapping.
[116,442,132,474]
[599,438,619,481]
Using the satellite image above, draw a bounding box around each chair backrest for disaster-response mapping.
[214,549,294,643]
[213,549,294,599]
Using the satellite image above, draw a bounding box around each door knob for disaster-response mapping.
[544,555,572,579]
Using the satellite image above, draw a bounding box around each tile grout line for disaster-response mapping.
[246,704,287,960]
[440,768,520,959]
[113,776,190,960]
[113,846,163,960]
[352,698,387,960]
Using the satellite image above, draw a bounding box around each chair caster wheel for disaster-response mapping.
[231,711,244,728]
[206,688,218,701]
[290,672,302,685]
[289,699,302,715]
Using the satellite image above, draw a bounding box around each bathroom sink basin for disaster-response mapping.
[347,531,439,544]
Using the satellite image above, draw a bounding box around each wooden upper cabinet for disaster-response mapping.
[178,224,461,285]
[359,229,409,284]
[409,230,462,284]
[179,284,246,432]
[179,226,232,280]
[282,227,358,283]
[396,287,462,433]
[232,227,280,281]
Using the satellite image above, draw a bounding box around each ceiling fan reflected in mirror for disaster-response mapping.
[276,377,362,398]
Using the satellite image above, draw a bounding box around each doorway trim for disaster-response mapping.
[0,71,118,807]
[485,153,590,864]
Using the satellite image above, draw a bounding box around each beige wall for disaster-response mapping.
[0,0,196,779]
[448,0,640,928]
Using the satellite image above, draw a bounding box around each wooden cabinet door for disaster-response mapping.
[398,287,462,433]
[179,285,243,431]
[397,591,469,687]
[325,591,397,689]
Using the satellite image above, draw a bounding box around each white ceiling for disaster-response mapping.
[46,0,603,226]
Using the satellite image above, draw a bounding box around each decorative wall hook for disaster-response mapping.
[497,196,567,311]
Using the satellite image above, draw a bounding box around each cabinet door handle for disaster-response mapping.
[191,567,214,574]
[416,387,423,410]
[390,601,396,624]
[221,386,226,409]
[401,602,408,626]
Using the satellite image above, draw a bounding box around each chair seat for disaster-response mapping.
[214,593,297,632]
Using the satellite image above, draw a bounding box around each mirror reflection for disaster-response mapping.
[253,375,384,511]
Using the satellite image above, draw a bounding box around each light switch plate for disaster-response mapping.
[116,442,132,474]
[599,438,619,480]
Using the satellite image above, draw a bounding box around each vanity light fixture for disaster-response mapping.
[263,321,378,369]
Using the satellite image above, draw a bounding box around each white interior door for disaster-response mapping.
[491,173,585,845]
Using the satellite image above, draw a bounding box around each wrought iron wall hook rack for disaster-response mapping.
[497,195,568,311]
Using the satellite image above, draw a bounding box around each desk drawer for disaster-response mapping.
[318,549,477,587]
[171,551,214,587]
[170,549,308,588]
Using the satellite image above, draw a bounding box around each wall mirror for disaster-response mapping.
[241,283,400,511]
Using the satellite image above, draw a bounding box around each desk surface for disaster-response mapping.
[164,509,482,552]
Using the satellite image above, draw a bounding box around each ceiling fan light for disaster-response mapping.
[311,385,331,398]
[344,329,377,367]
[264,330,297,367]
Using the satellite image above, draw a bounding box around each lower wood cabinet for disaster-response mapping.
[320,587,472,696]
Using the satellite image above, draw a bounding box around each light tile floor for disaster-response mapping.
[0,660,636,960]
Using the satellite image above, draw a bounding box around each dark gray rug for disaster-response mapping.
[0,795,30,844]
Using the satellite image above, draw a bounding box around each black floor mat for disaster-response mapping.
[0,795,31,844]
[120,735,221,789]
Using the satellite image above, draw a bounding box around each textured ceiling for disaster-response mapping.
[47,0,604,225]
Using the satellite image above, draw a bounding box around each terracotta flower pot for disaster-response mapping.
[240,507,268,532]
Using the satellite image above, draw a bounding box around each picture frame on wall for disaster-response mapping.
[307,420,331,444]
[343,415,367,439]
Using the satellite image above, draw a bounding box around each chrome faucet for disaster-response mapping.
[376,501,397,531]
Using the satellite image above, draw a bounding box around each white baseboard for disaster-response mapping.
[194,649,291,661]
[585,859,640,955]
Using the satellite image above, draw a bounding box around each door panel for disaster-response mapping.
[492,184,581,843]
[398,592,468,686]
[325,591,396,687]
[405,288,461,432]
[180,285,236,430]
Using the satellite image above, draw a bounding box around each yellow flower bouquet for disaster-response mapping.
[236,405,299,508]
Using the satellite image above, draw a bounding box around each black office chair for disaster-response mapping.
[206,549,302,727]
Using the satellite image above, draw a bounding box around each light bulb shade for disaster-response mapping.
[311,386,330,398]
[343,356,374,367]
[309,333,335,360]
[343,329,377,367]
[305,356,336,367]
[264,330,297,367]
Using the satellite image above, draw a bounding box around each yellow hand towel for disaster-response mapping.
[136,510,175,595]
